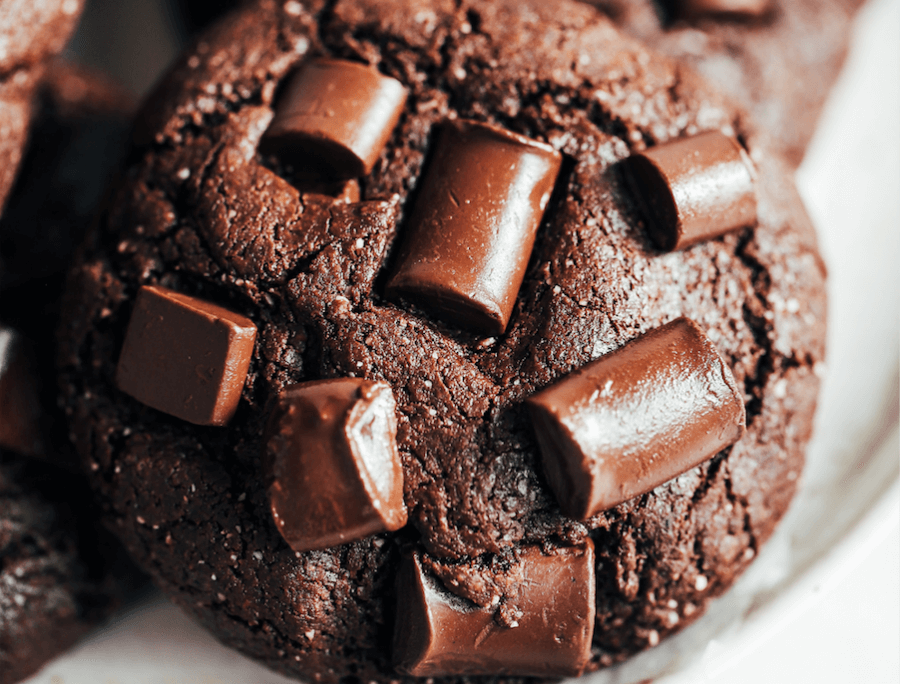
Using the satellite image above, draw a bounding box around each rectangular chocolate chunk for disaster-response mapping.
[393,543,595,677]
[116,285,257,426]
[386,119,562,336]
[261,57,408,179]
[266,378,407,552]
[625,130,757,251]
[527,317,745,519]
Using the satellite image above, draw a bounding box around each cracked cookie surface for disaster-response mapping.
[58,0,826,680]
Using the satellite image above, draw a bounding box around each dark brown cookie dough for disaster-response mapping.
[58,0,826,681]
[586,0,864,166]
[169,0,861,167]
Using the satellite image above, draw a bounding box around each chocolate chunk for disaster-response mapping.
[393,543,595,677]
[266,378,407,552]
[261,58,408,179]
[115,285,257,426]
[386,120,562,335]
[527,318,745,519]
[0,326,43,455]
[677,0,773,19]
[626,130,757,251]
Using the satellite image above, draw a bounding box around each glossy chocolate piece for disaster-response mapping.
[116,285,257,426]
[393,542,595,677]
[626,131,757,251]
[266,378,407,552]
[261,58,408,179]
[385,120,562,336]
[678,0,773,19]
[0,326,43,455]
[527,318,745,519]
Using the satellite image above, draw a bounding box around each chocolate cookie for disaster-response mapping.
[0,0,85,212]
[59,0,826,681]
[0,0,85,76]
[587,0,864,165]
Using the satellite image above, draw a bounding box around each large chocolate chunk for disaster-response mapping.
[0,326,43,455]
[261,58,408,179]
[393,543,595,677]
[116,285,257,426]
[386,119,562,336]
[266,378,407,552]
[527,318,745,519]
[626,130,757,251]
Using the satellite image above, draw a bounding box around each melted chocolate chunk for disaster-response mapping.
[261,57,408,179]
[393,543,595,677]
[626,130,757,251]
[386,119,562,335]
[266,378,407,552]
[116,285,257,426]
[527,318,745,519]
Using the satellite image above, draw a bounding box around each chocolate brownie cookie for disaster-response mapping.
[59,0,826,681]
[586,0,864,165]
[0,0,85,212]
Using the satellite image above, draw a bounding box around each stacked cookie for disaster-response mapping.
[56,0,833,681]
[0,0,85,211]
[0,4,138,682]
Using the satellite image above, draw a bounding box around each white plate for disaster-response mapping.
[25,0,899,681]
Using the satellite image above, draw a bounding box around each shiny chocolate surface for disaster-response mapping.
[627,130,757,251]
[393,542,595,677]
[266,378,407,552]
[386,119,562,335]
[262,57,408,179]
[527,317,746,519]
[115,285,257,426]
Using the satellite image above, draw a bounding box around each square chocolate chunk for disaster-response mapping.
[116,285,257,426]
[266,378,407,552]
[393,543,595,677]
